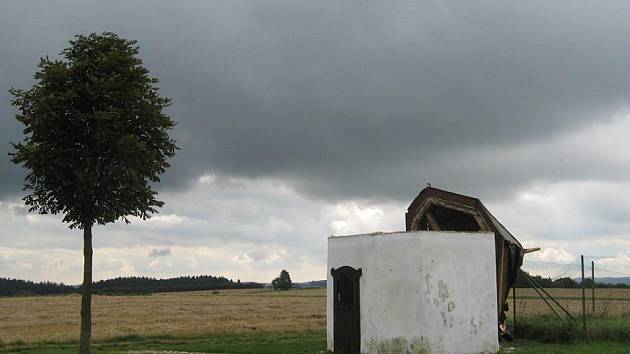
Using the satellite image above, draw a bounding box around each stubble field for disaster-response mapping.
[0,288,325,345]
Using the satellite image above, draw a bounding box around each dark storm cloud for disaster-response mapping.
[3,1,630,201]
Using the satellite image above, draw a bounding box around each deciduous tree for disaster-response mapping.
[271,269,292,290]
[9,32,177,354]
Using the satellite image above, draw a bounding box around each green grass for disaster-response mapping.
[513,314,630,342]
[500,340,630,353]
[3,319,630,354]
[0,330,326,354]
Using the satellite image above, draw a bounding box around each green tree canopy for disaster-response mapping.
[272,269,292,290]
[10,32,177,229]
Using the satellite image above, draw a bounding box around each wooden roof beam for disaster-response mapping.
[425,212,441,231]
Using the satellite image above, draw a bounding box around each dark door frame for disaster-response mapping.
[331,266,362,354]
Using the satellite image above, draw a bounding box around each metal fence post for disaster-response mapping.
[591,260,595,312]
[581,255,586,332]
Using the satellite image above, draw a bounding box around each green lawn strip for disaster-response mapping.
[0,330,326,354]
[514,314,630,342]
[501,339,630,354]
[3,332,630,354]
[145,330,326,354]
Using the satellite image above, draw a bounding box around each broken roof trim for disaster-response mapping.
[328,230,495,239]
[405,186,523,248]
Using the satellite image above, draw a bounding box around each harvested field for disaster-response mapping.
[507,288,630,317]
[2,287,629,347]
[0,288,326,345]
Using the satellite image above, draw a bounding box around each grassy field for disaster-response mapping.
[501,340,630,353]
[1,287,629,353]
[505,288,630,343]
[0,331,327,354]
[0,288,325,344]
[507,288,630,317]
[2,334,630,354]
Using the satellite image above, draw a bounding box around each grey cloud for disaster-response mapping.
[149,247,172,257]
[2,1,630,203]
[0,200,28,216]
[6,1,630,284]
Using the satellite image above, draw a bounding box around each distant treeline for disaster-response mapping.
[293,280,326,288]
[515,271,629,289]
[91,275,263,294]
[0,278,76,297]
[1,275,263,297]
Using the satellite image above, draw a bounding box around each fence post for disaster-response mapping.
[591,260,595,312]
[513,284,516,335]
[581,255,586,332]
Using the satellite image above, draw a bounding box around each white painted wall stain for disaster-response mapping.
[327,231,499,354]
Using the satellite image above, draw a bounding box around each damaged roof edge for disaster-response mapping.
[328,230,495,239]
[406,186,524,249]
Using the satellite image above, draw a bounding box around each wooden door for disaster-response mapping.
[332,266,362,354]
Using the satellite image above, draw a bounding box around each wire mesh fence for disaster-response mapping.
[521,256,630,287]
[508,255,630,336]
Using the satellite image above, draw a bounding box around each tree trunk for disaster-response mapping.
[79,224,93,354]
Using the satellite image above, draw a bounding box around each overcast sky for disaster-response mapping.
[2,1,630,284]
